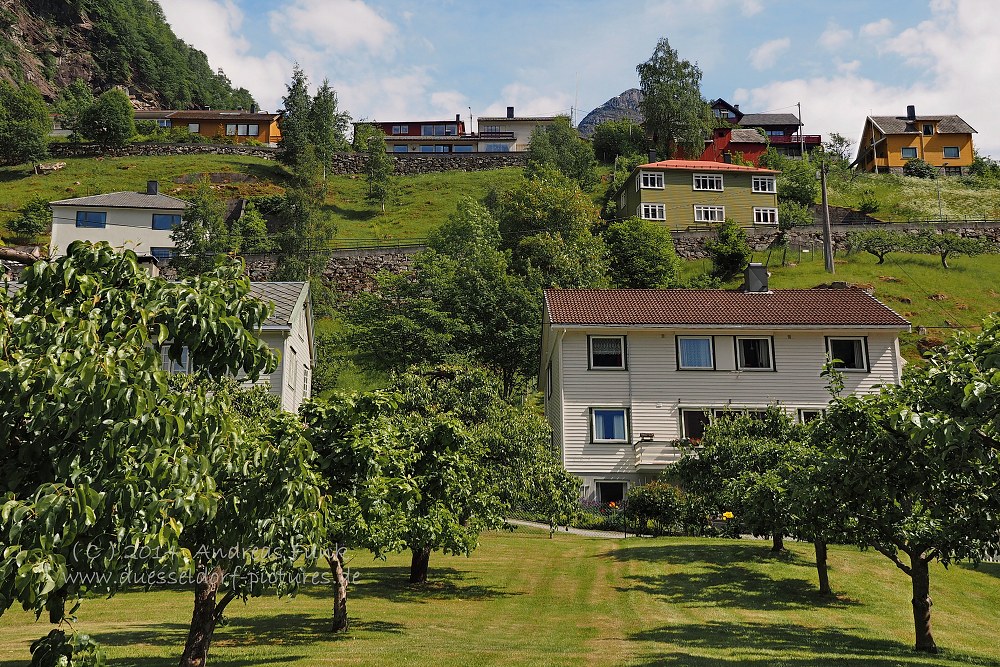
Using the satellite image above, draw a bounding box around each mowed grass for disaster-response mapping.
[0,155,522,244]
[1,528,998,666]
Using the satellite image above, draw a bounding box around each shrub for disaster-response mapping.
[778,201,813,229]
[858,189,880,214]
[625,481,684,535]
[8,198,50,238]
[705,218,752,281]
[603,216,680,288]
[847,228,912,264]
[902,157,936,179]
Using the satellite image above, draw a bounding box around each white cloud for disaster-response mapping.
[749,38,790,70]
[159,0,291,111]
[269,0,395,56]
[860,18,893,38]
[480,83,573,121]
[837,60,862,74]
[820,23,853,50]
[740,0,764,16]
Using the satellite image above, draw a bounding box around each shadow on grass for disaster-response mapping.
[611,542,856,611]
[958,561,1000,579]
[298,565,518,605]
[629,620,1000,666]
[327,203,378,223]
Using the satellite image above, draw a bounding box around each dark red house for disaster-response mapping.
[700,127,769,165]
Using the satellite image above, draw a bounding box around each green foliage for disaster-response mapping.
[602,153,647,219]
[763,150,819,207]
[29,629,106,667]
[636,38,712,159]
[309,79,351,165]
[278,67,349,173]
[277,65,313,169]
[9,197,50,238]
[170,179,234,276]
[525,116,598,189]
[823,132,854,165]
[272,153,336,280]
[236,201,275,255]
[705,218,752,281]
[53,79,95,140]
[361,127,394,212]
[903,157,937,179]
[79,89,134,147]
[846,228,913,264]
[591,118,646,164]
[0,80,49,166]
[912,229,992,269]
[0,242,278,623]
[858,188,880,214]
[603,216,680,288]
[777,201,813,230]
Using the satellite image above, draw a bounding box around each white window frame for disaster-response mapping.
[680,408,711,440]
[826,336,869,372]
[392,125,408,135]
[752,176,776,193]
[596,480,628,504]
[735,336,775,371]
[187,123,200,133]
[753,207,779,226]
[639,203,666,221]
[225,124,237,136]
[591,408,629,444]
[639,171,663,189]
[693,173,724,191]
[677,336,714,370]
[589,335,626,370]
[798,408,825,424]
[694,205,725,224]
[161,345,191,374]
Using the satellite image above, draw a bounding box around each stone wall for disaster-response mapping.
[47,143,528,175]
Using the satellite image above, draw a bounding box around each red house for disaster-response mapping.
[701,127,769,165]
[357,115,478,153]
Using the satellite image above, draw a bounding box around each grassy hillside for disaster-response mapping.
[825,170,1000,221]
[0,155,522,244]
[1,528,998,666]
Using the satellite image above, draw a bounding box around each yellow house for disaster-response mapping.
[855,105,976,175]
[136,109,283,147]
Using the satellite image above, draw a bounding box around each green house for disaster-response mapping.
[612,159,781,231]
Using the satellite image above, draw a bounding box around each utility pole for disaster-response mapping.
[820,162,834,274]
[797,102,804,158]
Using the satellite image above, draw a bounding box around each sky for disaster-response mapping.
[158,0,1000,156]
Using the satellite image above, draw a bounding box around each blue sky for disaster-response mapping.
[159,0,1000,156]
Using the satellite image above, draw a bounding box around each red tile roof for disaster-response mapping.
[636,159,779,174]
[544,288,910,328]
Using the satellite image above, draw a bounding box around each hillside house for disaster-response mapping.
[538,266,910,503]
[474,107,557,152]
[50,181,187,260]
[611,159,780,230]
[854,105,976,175]
[134,108,283,146]
[711,99,821,158]
[362,115,477,153]
[700,127,768,165]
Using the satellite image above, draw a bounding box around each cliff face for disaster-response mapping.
[0,0,253,109]
[577,88,644,138]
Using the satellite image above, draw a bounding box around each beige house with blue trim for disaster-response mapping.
[538,267,910,503]
[612,159,780,231]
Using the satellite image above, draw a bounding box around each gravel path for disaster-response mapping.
[506,518,639,539]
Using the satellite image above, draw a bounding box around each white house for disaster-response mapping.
[164,281,314,413]
[475,106,557,152]
[50,181,187,260]
[538,265,911,504]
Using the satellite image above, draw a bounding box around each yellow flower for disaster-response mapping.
[608,502,617,509]
[722,511,734,520]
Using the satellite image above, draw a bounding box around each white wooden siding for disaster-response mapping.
[557,327,903,474]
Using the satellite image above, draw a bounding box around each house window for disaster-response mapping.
[736,337,774,370]
[922,123,934,136]
[589,335,626,369]
[680,409,710,441]
[766,129,786,136]
[392,145,408,152]
[150,247,174,260]
[596,481,626,504]
[639,203,666,221]
[943,146,960,159]
[226,124,238,136]
[161,345,190,374]
[752,176,776,193]
[944,166,962,176]
[303,366,311,397]
[482,125,501,133]
[901,147,917,159]
[591,408,628,443]
[188,123,200,133]
[827,336,868,371]
[693,174,724,191]
[753,207,779,225]
[714,408,768,420]
[546,362,552,400]
[798,409,824,423]
[620,192,626,210]
[151,214,181,230]
[157,119,171,128]
[391,125,408,135]
[640,171,664,189]
[677,336,714,369]
[454,145,474,152]
[484,143,509,152]
[75,211,107,228]
[694,205,725,224]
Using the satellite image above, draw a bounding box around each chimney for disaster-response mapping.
[455,113,461,123]
[146,180,159,195]
[723,153,733,164]
[734,104,740,110]
[648,149,657,163]
[250,103,258,114]
[506,106,514,119]
[906,105,916,120]
[743,263,769,293]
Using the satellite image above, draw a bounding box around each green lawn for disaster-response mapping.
[2,528,998,666]
[825,170,1000,222]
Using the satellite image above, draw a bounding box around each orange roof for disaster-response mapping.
[544,288,909,328]
[637,159,779,174]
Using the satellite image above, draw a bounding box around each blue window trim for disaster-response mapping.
[149,247,174,260]
[151,214,181,230]
[75,211,107,228]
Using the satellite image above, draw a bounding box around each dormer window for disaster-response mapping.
[922,123,934,136]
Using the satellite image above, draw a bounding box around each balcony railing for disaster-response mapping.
[767,134,822,145]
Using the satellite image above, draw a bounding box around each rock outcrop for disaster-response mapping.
[577,89,644,137]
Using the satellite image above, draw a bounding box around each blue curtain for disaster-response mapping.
[680,338,712,368]
[594,409,626,440]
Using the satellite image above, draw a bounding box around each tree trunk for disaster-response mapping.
[409,547,431,584]
[911,557,937,653]
[940,251,950,269]
[771,532,784,552]
[328,552,349,633]
[814,540,831,595]
[180,564,231,667]
[47,589,66,625]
